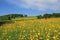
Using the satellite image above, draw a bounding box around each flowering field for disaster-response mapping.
[0,18,60,40]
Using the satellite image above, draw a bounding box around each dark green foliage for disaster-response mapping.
[0,20,13,26]
[0,14,27,21]
[5,14,24,19]
[43,13,52,18]
[43,13,60,18]
[8,16,11,20]
[0,16,10,20]
[37,15,43,19]
[0,21,5,26]
[37,13,60,19]
[24,15,28,17]
[52,13,60,17]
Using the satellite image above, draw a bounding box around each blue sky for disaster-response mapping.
[0,0,60,16]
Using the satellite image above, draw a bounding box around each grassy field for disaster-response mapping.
[12,16,37,20]
[0,18,60,40]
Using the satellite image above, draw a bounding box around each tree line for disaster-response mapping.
[37,13,60,19]
[0,14,27,21]
[0,13,60,21]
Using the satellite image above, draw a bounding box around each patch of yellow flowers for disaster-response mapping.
[0,18,60,40]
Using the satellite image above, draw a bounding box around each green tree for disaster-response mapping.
[43,14,52,18]
[37,15,43,19]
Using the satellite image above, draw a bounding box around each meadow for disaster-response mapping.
[0,18,60,40]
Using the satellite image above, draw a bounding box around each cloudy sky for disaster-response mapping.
[0,0,60,16]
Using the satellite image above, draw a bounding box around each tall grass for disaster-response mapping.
[0,18,60,40]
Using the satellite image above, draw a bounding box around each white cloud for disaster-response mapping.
[6,0,60,10]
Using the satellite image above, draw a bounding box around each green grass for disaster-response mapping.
[12,16,37,20]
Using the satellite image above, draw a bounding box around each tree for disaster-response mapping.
[24,15,27,17]
[37,15,43,19]
[43,14,52,18]
[8,16,11,20]
[52,13,60,17]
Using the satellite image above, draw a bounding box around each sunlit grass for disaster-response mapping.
[0,18,60,40]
